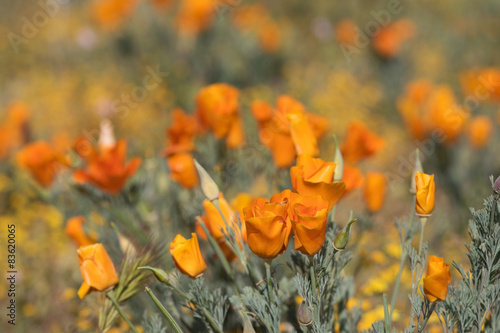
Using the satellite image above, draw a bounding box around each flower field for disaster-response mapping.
[1,0,500,332]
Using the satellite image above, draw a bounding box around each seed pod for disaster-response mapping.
[297,300,313,326]
[333,219,357,251]
[194,159,220,201]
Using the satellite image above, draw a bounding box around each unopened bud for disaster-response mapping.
[333,135,344,182]
[137,266,170,284]
[98,118,116,149]
[333,219,357,251]
[410,149,424,193]
[494,175,500,194]
[194,159,220,201]
[297,300,313,326]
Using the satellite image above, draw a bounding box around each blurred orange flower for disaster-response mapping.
[291,155,345,211]
[363,172,387,213]
[466,116,493,149]
[335,19,358,46]
[77,243,119,299]
[65,216,96,248]
[93,0,138,30]
[342,164,364,195]
[243,191,295,259]
[164,108,198,155]
[461,68,500,103]
[251,96,328,168]
[176,0,215,35]
[17,141,70,187]
[196,83,245,148]
[423,256,451,302]
[289,195,329,256]
[167,152,199,188]
[415,171,435,216]
[397,80,433,141]
[372,19,416,58]
[428,86,468,143]
[0,101,30,159]
[340,121,385,164]
[170,233,207,278]
[201,194,235,240]
[73,138,142,194]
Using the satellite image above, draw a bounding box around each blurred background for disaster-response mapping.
[1,0,500,331]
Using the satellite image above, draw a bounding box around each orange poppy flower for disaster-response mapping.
[415,171,435,216]
[65,216,96,248]
[196,83,245,148]
[73,138,142,195]
[243,192,295,259]
[423,256,451,302]
[17,141,70,187]
[289,195,329,256]
[176,0,215,35]
[251,96,328,168]
[0,101,30,159]
[290,155,345,211]
[167,152,199,188]
[461,68,500,102]
[397,80,433,141]
[93,0,138,30]
[170,233,207,278]
[164,108,198,156]
[340,121,385,164]
[77,243,119,299]
[467,116,493,149]
[342,164,364,195]
[372,19,415,58]
[335,19,358,46]
[363,172,387,213]
[201,194,236,240]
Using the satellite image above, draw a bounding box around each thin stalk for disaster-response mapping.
[265,260,274,305]
[490,194,498,232]
[309,258,320,324]
[106,293,139,333]
[197,218,242,298]
[389,248,407,323]
[145,286,183,333]
[419,302,437,333]
[418,217,428,257]
[383,293,391,333]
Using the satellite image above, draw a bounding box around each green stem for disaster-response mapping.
[418,217,428,257]
[265,260,274,305]
[389,248,407,323]
[383,293,391,333]
[490,194,498,232]
[108,207,148,244]
[309,258,320,324]
[419,302,437,333]
[106,293,139,333]
[145,286,183,333]
[197,218,242,298]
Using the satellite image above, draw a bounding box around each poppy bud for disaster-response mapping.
[494,175,500,194]
[410,149,423,194]
[194,159,220,201]
[333,219,356,251]
[333,135,343,182]
[297,300,313,326]
[137,266,170,284]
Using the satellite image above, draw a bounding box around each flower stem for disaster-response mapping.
[383,293,391,333]
[419,302,437,333]
[265,260,274,305]
[418,217,428,257]
[389,248,407,323]
[489,194,498,232]
[106,293,139,333]
[309,258,320,324]
[145,286,183,333]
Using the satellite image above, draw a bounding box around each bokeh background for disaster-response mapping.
[1,0,500,331]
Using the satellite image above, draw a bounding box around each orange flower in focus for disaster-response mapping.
[423,256,451,302]
[335,19,358,46]
[17,141,70,187]
[290,155,345,211]
[176,0,214,35]
[340,121,385,164]
[0,101,30,159]
[196,83,245,148]
[428,86,468,144]
[167,153,199,188]
[243,191,296,259]
[73,138,142,194]
[93,0,138,30]
[467,116,493,149]
[415,171,435,216]
[372,19,415,58]
[77,243,119,299]
[251,96,328,168]
[363,172,387,213]
[170,233,207,278]
[65,216,96,248]
[289,195,329,256]
[342,164,364,195]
